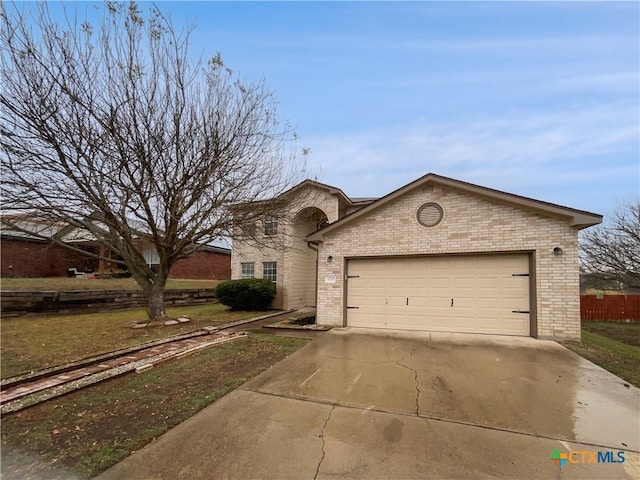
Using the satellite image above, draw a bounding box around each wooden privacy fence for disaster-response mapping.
[581,295,640,322]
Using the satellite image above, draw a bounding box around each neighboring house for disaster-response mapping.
[170,245,231,280]
[232,173,602,339]
[1,216,100,277]
[1,216,231,280]
[1,234,97,277]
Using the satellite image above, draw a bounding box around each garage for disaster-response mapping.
[305,173,602,339]
[346,253,531,336]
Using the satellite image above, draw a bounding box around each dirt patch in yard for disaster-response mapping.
[1,334,310,480]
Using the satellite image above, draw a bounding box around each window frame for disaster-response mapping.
[264,215,278,236]
[262,261,277,283]
[240,262,255,278]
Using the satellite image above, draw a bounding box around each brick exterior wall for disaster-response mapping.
[170,250,231,280]
[231,242,286,307]
[231,185,341,309]
[2,237,230,280]
[315,185,581,339]
[1,238,97,277]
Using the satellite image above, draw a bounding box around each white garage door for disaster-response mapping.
[346,254,531,336]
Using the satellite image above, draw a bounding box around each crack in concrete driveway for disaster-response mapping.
[96,330,640,480]
[395,349,421,416]
[314,405,335,480]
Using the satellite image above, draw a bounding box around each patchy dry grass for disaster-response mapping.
[0,277,220,291]
[581,322,640,347]
[1,334,310,479]
[1,304,269,378]
[563,322,640,388]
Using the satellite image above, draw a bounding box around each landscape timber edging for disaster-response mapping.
[0,288,217,316]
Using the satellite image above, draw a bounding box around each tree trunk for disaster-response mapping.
[146,282,168,322]
[2,2,303,329]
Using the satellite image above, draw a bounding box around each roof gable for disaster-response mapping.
[307,173,602,241]
[281,179,353,206]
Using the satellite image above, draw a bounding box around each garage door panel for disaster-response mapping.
[452,278,478,288]
[354,296,386,307]
[384,297,404,307]
[408,297,439,308]
[349,319,522,334]
[387,285,407,295]
[361,279,385,289]
[346,254,530,336]
[426,295,451,308]
[452,297,476,308]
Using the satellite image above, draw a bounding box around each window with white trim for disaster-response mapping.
[262,262,277,283]
[264,215,278,236]
[241,262,255,278]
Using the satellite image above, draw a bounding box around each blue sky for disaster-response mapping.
[43,2,640,217]
[184,0,637,217]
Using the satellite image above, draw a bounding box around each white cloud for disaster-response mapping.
[304,102,639,211]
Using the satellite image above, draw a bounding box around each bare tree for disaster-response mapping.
[580,200,640,290]
[1,2,303,321]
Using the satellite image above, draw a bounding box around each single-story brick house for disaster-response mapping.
[231,173,602,339]
[1,234,98,277]
[1,216,231,280]
[168,245,231,280]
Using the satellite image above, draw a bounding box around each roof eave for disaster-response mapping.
[306,173,603,241]
[230,179,355,209]
[570,214,604,229]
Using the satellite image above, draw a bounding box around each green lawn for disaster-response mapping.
[0,289,304,479]
[582,321,640,347]
[563,322,640,388]
[1,334,310,479]
[0,277,220,291]
[1,303,267,378]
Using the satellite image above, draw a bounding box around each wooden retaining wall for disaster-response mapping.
[581,295,640,323]
[0,289,217,316]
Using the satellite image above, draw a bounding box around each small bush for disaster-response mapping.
[215,278,276,311]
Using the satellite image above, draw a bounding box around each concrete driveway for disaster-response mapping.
[99,329,640,479]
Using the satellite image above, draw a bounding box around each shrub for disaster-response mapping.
[215,278,276,310]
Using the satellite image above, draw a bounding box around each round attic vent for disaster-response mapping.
[417,203,443,227]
